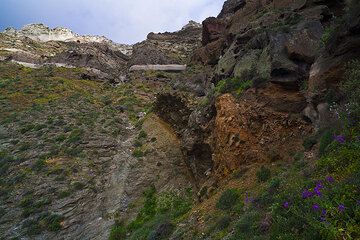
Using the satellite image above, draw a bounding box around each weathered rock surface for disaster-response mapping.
[3,23,132,55]
[129,21,202,66]
[218,0,246,18]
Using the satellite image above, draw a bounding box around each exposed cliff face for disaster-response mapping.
[0,32,129,82]
[3,23,132,55]
[1,1,360,239]
[129,21,202,66]
[157,0,360,201]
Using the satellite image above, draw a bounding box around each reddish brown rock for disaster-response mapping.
[192,38,226,65]
[202,17,227,46]
[212,91,311,177]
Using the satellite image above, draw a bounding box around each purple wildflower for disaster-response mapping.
[338,204,345,212]
[245,192,249,205]
[302,189,314,199]
[334,135,346,144]
[314,186,322,197]
[325,176,335,183]
[312,204,320,211]
[283,202,290,209]
[315,182,324,189]
[321,209,327,216]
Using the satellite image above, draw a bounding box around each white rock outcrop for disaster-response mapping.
[3,24,133,56]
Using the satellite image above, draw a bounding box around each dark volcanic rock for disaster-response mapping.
[218,0,246,18]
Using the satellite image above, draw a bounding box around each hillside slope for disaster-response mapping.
[1,0,360,240]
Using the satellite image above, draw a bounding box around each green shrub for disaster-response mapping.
[127,185,157,232]
[147,222,174,240]
[132,149,144,158]
[72,181,86,191]
[33,157,47,171]
[67,129,83,143]
[109,221,126,240]
[55,134,67,142]
[101,95,112,106]
[318,143,360,174]
[215,216,232,231]
[156,192,191,218]
[232,211,261,239]
[138,130,148,139]
[216,189,240,211]
[0,151,12,175]
[321,25,337,46]
[256,166,271,182]
[303,136,317,151]
[342,60,360,124]
[215,77,252,95]
[34,123,47,131]
[20,124,35,134]
[45,214,63,231]
[318,130,333,156]
[58,189,72,199]
[64,147,83,157]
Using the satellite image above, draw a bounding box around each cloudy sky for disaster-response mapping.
[0,0,224,44]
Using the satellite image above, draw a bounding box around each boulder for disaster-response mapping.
[192,38,226,65]
[285,21,324,64]
[202,17,227,46]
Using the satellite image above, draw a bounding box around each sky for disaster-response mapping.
[0,0,224,44]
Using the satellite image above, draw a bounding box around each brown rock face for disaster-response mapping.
[218,0,246,18]
[192,38,226,65]
[129,24,202,65]
[202,17,227,46]
[213,92,311,177]
[307,7,360,112]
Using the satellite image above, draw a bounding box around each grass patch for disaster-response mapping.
[216,189,240,211]
[215,77,252,96]
[256,166,271,182]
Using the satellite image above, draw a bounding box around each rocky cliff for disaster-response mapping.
[1,1,360,240]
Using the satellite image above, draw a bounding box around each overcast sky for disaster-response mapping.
[0,0,224,44]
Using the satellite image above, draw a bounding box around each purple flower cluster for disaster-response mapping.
[302,177,335,200]
[312,204,320,211]
[244,192,254,206]
[338,204,345,212]
[325,176,335,183]
[302,189,314,199]
[334,135,346,144]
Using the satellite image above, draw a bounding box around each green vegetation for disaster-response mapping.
[303,136,317,151]
[204,60,360,239]
[132,148,144,158]
[256,166,271,182]
[318,129,334,156]
[342,60,360,123]
[321,25,338,46]
[215,77,252,96]
[24,212,63,235]
[0,61,159,237]
[216,189,240,211]
[110,186,192,240]
[109,221,126,240]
